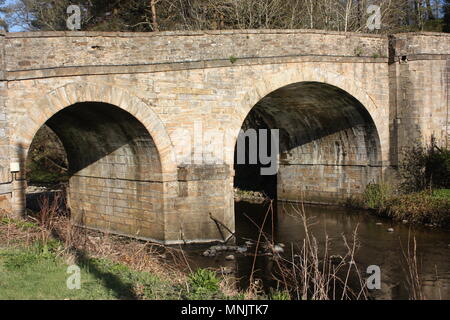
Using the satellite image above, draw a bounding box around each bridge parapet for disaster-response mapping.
[4,29,388,79]
[392,32,450,59]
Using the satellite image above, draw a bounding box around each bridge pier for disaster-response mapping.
[163,164,235,244]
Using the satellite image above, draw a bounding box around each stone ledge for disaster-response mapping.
[5,54,389,81]
[0,182,12,195]
[177,164,231,181]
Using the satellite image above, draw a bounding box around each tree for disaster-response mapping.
[0,0,9,32]
[426,0,435,19]
[3,0,444,33]
[8,0,156,32]
[444,0,450,32]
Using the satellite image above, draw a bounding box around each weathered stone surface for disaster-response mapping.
[0,30,448,244]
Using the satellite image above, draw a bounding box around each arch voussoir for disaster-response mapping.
[14,82,178,179]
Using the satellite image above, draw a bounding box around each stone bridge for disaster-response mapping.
[0,30,449,244]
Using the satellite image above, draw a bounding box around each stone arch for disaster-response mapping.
[13,82,177,180]
[232,66,387,164]
[231,66,386,203]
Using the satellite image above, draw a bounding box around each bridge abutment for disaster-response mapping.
[391,33,450,157]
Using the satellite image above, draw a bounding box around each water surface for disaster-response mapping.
[186,201,450,300]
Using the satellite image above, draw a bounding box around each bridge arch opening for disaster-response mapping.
[25,102,165,239]
[234,81,382,204]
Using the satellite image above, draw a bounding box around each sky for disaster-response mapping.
[4,0,23,32]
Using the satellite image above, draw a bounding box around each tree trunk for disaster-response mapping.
[425,0,435,19]
[150,0,159,31]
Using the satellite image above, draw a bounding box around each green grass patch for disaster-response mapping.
[432,189,450,200]
[0,244,182,300]
[186,268,223,300]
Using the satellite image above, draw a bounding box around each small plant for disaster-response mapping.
[229,55,238,64]
[187,268,221,300]
[433,189,450,200]
[269,289,291,300]
[354,47,363,57]
[363,182,391,209]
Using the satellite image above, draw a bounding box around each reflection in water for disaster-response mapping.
[186,201,450,300]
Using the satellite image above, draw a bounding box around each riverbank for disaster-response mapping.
[236,186,450,230]
[0,213,182,299]
[3,189,446,300]
[378,189,450,228]
[348,187,450,229]
[0,210,289,300]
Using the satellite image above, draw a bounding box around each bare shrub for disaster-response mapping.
[244,201,368,300]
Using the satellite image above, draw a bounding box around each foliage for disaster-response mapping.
[269,289,291,300]
[444,0,450,32]
[3,0,446,33]
[399,139,450,193]
[383,191,450,228]
[425,146,450,189]
[0,0,9,31]
[363,182,391,209]
[186,268,222,300]
[26,125,68,186]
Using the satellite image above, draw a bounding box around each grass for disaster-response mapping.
[382,191,450,228]
[0,199,370,300]
[432,189,450,200]
[356,183,450,228]
[363,183,391,210]
[0,205,252,300]
[186,268,222,300]
[347,183,450,229]
[0,242,182,300]
[0,205,189,300]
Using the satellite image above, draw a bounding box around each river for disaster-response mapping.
[185,200,450,300]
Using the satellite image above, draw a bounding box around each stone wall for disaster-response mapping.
[392,33,450,153]
[4,30,387,77]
